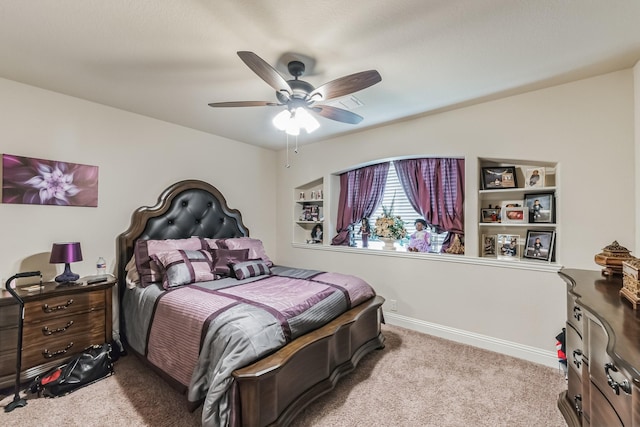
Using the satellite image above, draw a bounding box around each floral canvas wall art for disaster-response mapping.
[2,154,99,207]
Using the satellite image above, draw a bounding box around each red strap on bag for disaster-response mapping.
[41,369,62,385]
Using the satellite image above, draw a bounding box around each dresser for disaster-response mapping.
[558,269,640,426]
[0,276,116,390]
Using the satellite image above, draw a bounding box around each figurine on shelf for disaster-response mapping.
[359,217,371,248]
[310,224,323,244]
[407,219,430,252]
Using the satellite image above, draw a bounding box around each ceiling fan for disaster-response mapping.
[208,51,382,132]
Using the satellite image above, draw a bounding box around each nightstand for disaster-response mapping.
[0,275,116,390]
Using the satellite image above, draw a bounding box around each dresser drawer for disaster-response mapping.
[566,323,586,374]
[567,294,584,337]
[589,319,632,426]
[24,290,105,322]
[567,363,584,419]
[590,382,624,427]
[22,310,105,369]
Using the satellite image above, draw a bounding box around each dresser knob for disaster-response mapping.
[572,305,582,321]
[42,320,74,335]
[572,349,583,369]
[42,342,74,359]
[604,363,632,395]
[42,299,74,313]
[573,394,582,415]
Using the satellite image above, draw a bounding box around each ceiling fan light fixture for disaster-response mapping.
[272,109,291,131]
[273,108,319,135]
[285,123,300,136]
[295,107,320,134]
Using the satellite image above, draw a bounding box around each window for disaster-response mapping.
[334,157,464,253]
[368,162,419,238]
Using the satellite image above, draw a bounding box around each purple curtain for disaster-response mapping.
[331,162,390,245]
[394,158,465,235]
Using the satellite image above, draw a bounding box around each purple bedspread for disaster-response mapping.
[143,267,375,427]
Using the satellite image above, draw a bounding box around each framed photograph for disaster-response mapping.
[481,234,496,257]
[497,234,520,260]
[524,167,545,188]
[481,208,500,223]
[524,192,554,223]
[502,206,528,224]
[481,166,518,190]
[523,230,555,262]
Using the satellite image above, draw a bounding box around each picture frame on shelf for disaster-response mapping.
[497,234,521,260]
[523,230,555,261]
[481,166,518,190]
[502,206,528,224]
[500,199,524,210]
[524,167,545,188]
[481,208,500,223]
[481,234,497,257]
[524,192,554,223]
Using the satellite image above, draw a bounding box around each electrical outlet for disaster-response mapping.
[388,299,397,312]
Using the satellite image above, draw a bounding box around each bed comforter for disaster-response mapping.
[122,266,376,427]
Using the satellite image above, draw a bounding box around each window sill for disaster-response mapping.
[290,242,563,272]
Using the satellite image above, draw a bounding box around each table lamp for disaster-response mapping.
[49,242,83,283]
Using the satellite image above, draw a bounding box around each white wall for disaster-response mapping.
[276,70,635,366]
[0,78,277,286]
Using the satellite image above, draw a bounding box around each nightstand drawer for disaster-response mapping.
[22,308,105,347]
[24,290,105,322]
[22,311,106,368]
[0,303,19,328]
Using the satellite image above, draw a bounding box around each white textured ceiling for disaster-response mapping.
[1,0,640,149]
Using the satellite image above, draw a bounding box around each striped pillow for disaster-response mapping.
[151,249,216,289]
[231,259,271,280]
[134,237,207,287]
[211,248,249,277]
[220,237,274,267]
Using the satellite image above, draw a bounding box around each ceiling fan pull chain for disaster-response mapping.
[285,134,290,168]
[295,134,299,154]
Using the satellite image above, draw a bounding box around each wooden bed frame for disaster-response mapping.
[116,179,385,427]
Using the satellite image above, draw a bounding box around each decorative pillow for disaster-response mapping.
[151,249,216,289]
[134,237,207,287]
[231,259,271,280]
[220,237,273,267]
[125,255,140,289]
[203,238,227,251]
[211,248,249,277]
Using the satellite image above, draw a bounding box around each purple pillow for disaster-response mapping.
[221,237,273,267]
[134,237,207,287]
[231,259,271,280]
[151,249,217,289]
[211,248,249,277]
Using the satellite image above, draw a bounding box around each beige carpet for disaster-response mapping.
[0,324,566,426]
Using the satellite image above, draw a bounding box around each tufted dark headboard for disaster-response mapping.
[115,180,249,328]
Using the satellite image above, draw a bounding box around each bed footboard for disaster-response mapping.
[232,295,385,427]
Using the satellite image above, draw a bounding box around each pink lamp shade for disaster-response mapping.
[49,242,83,283]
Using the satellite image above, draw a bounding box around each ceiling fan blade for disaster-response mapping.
[237,51,292,97]
[208,101,279,108]
[312,105,364,124]
[310,70,381,101]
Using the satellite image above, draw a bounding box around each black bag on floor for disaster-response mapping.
[28,343,114,397]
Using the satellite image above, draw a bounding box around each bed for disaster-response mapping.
[116,179,385,427]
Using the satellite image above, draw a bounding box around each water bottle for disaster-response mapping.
[96,257,106,277]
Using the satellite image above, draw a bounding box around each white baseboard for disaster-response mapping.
[383,311,560,369]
